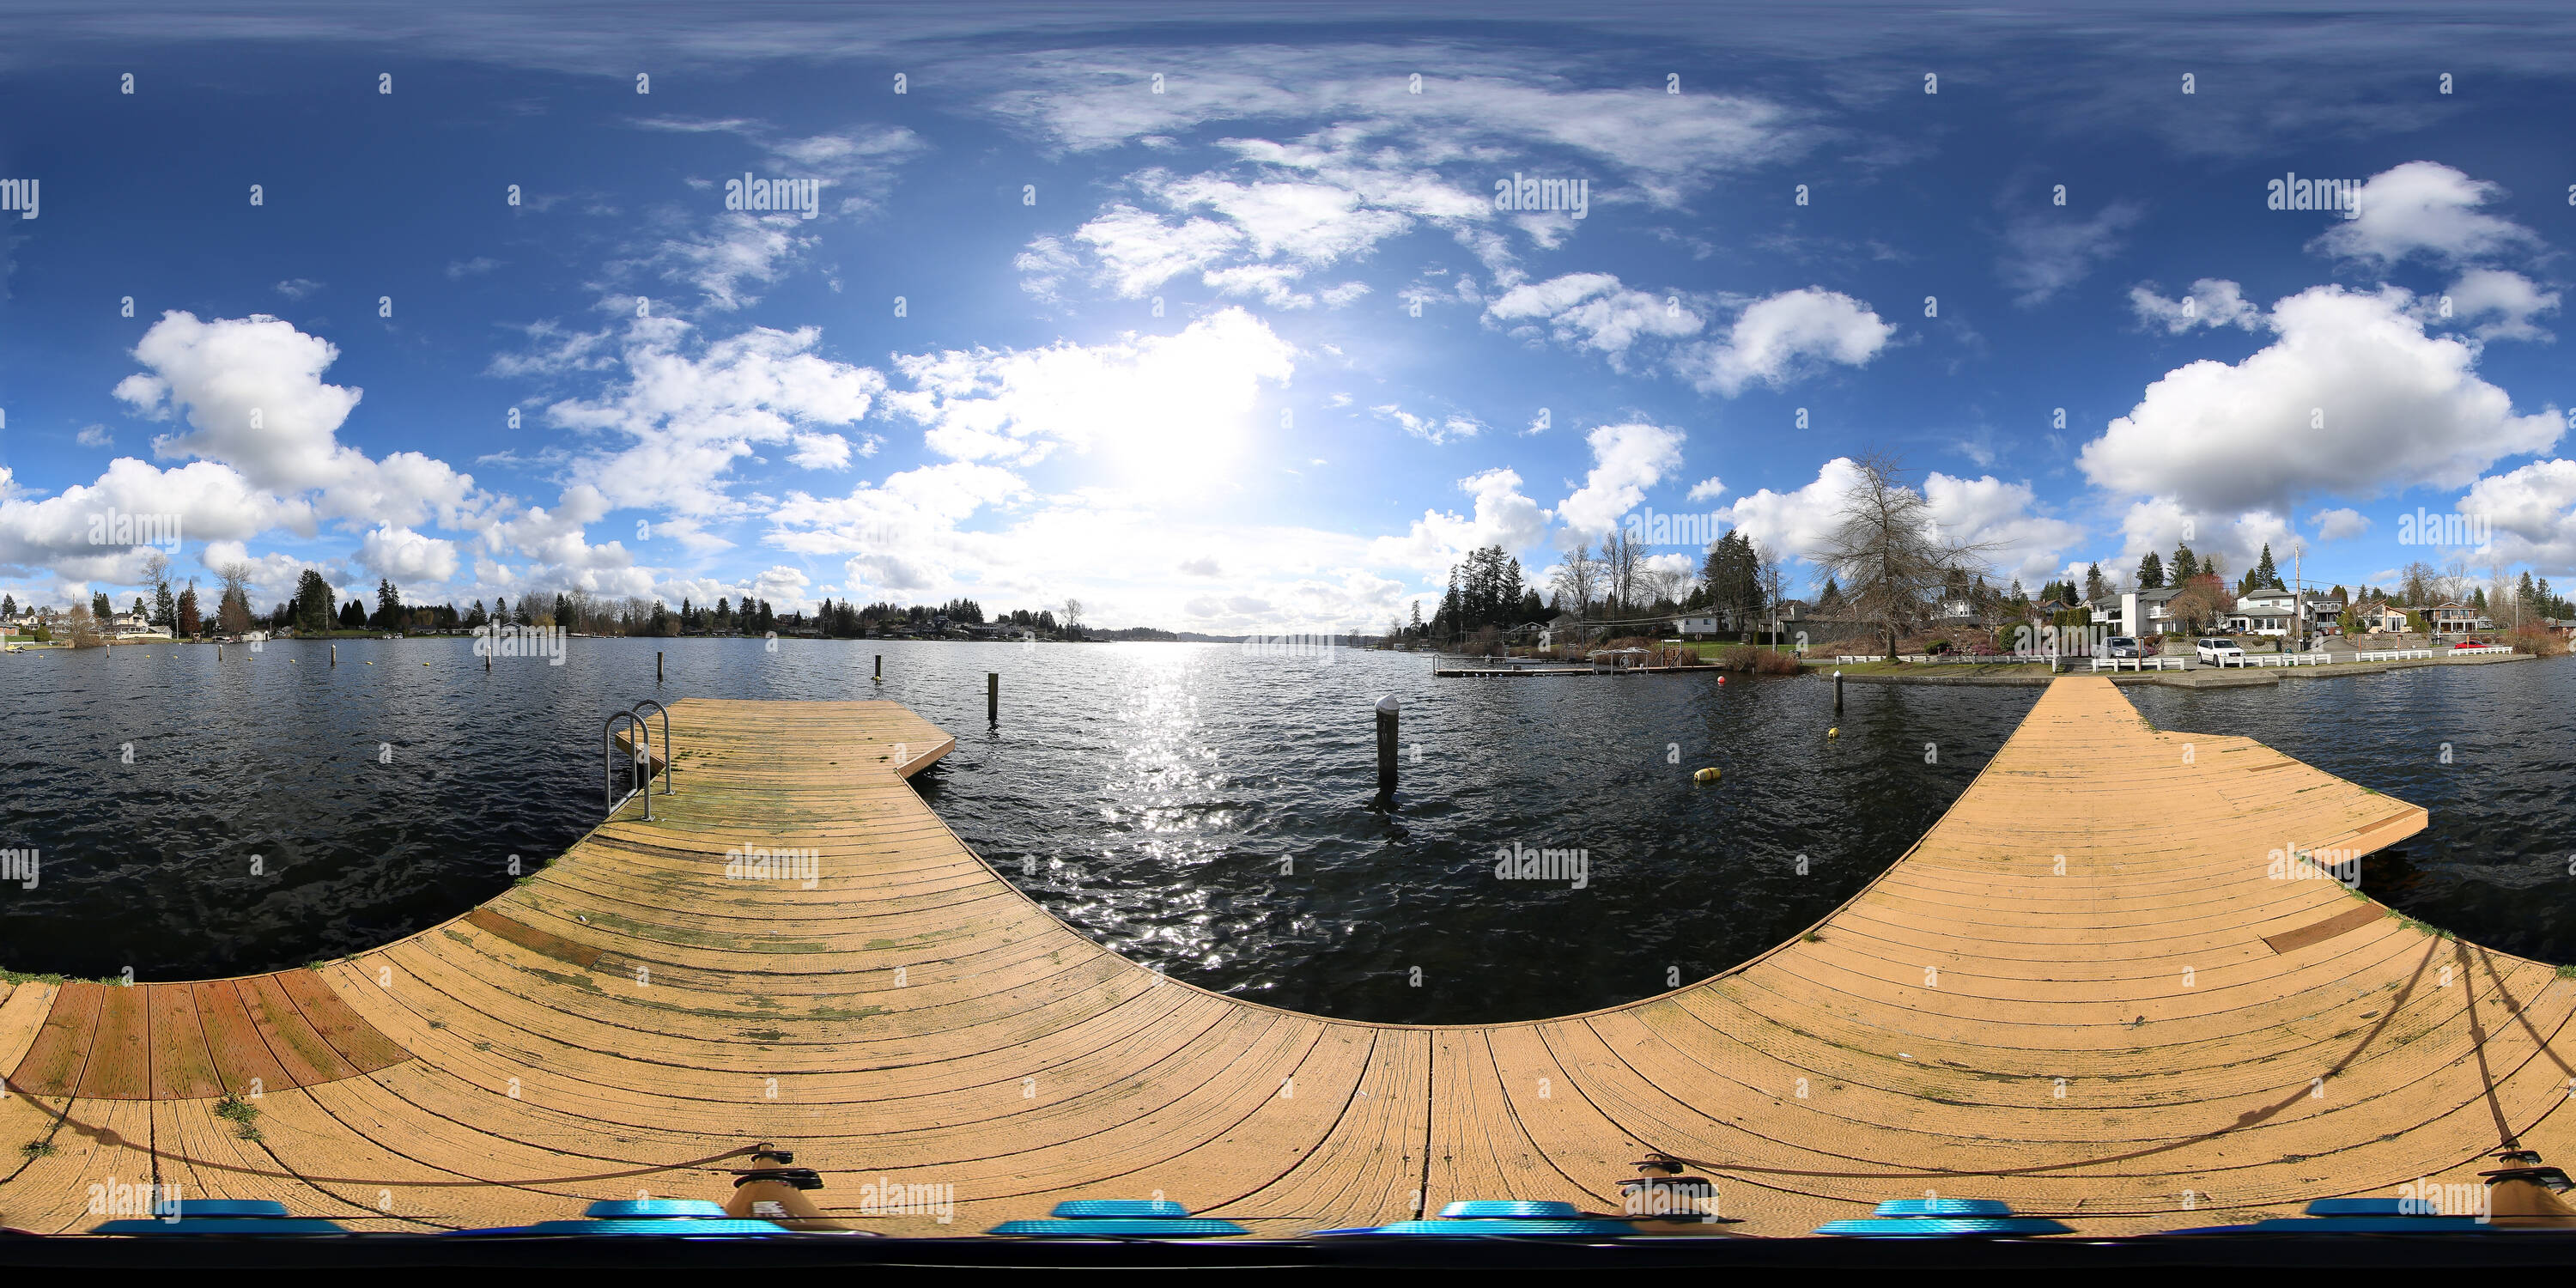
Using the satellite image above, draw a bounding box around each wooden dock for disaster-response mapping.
[8,681,2576,1236]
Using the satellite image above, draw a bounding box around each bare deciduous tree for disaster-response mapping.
[1548,543,1602,619]
[1602,529,1642,617]
[1811,453,2000,659]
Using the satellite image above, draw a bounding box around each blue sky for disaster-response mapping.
[6,1,2576,629]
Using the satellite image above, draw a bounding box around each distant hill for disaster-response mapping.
[1087,627,1246,642]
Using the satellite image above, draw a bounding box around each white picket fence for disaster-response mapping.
[2354,647,2436,661]
[2451,644,2515,656]
[1834,654,1885,664]
[2091,656,2186,671]
[2245,653,2331,667]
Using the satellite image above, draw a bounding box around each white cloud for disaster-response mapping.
[1923,472,2087,586]
[356,525,461,583]
[788,431,854,470]
[1483,273,1702,364]
[1684,289,1894,396]
[887,307,1295,494]
[75,424,112,447]
[273,277,324,301]
[2462,459,2576,574]
[1716,457,1867,566]
[2310,507,2372,542]
[2437,268,2560,343]
[2312,161,2543,267]
[1558,422,1685,538]
[2129,277,2263,333]
[1369,468,1549,579]
[1066,204,1243,297]
[545,318,886,517]
[1685,477,1725,502]
[2080,285,2564,513]
[1372,404,1483,446]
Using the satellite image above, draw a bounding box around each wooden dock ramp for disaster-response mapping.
[9,680,2576,1236]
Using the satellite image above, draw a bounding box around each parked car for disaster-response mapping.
[2196,637,2245,665]
[2452,638,2489,649]
[2105,635,2142,658]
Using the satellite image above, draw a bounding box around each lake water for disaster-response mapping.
[2,639,2567,1024]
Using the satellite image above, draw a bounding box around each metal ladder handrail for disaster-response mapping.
[628,699,674,795]
[603,711,653,821]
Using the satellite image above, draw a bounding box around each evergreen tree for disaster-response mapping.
[2083,562,2106,603]
[2171,545,2199,581]
[1407,601,1422,635]
[339,598,367,629]
[374,578,402,629]
[94,592,113,619]
[2246,544,2281,592]
[291,570,335,634]
[176,581,201,636]
[1,594,13,619]
[2136,550,2166,590]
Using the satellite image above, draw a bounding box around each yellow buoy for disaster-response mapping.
[1692,767,1721,783]
[1827,727,1839,738]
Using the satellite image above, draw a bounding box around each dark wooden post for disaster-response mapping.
[987,672,999,726]
[330,644,337,666]
[1375,695,1399,798]
[1834,670,1844,714]
[874,653,882,683]
[657,650,665,683]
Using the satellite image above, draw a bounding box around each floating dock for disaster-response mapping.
[7,680,2574,1236]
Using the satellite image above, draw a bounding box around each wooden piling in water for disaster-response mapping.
[330,644,337,666]
[987,671,999,725]
[1375,694,1398,797]
[874,653,882,683]
[1834,670,1844,713]
[657,651,665,683]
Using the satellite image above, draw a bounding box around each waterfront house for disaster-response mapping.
[2427,601,2479,634]
[2361,604,2409,634]
[1674,611,1727,640]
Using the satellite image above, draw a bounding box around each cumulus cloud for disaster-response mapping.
[356,525,461,583]
[2435,268,2560,343]
[2462,459,2576,574]
[887,307,1294,477]
[1369,468,1549,579]
[2129,278,2263,333]
[2310,507,2372,542]
[1683,289,1894,396]
[2080,285,2564,513]
[1558,422,1685,538]
[75,424,112,447]
[1483,273,1702,365]
[2312,161,2543,267]
[544,318,886,517]
[1714,459,2079,587]
[1685,477,1725,501]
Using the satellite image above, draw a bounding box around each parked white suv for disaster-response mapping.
[2196,637,2245,665]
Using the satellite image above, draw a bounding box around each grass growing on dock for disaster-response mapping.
[213,1091,263,1141]
[20,1140,57,1160]
[0,968,67,985]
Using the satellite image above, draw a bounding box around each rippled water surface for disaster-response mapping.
[3,640,2567,1022]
